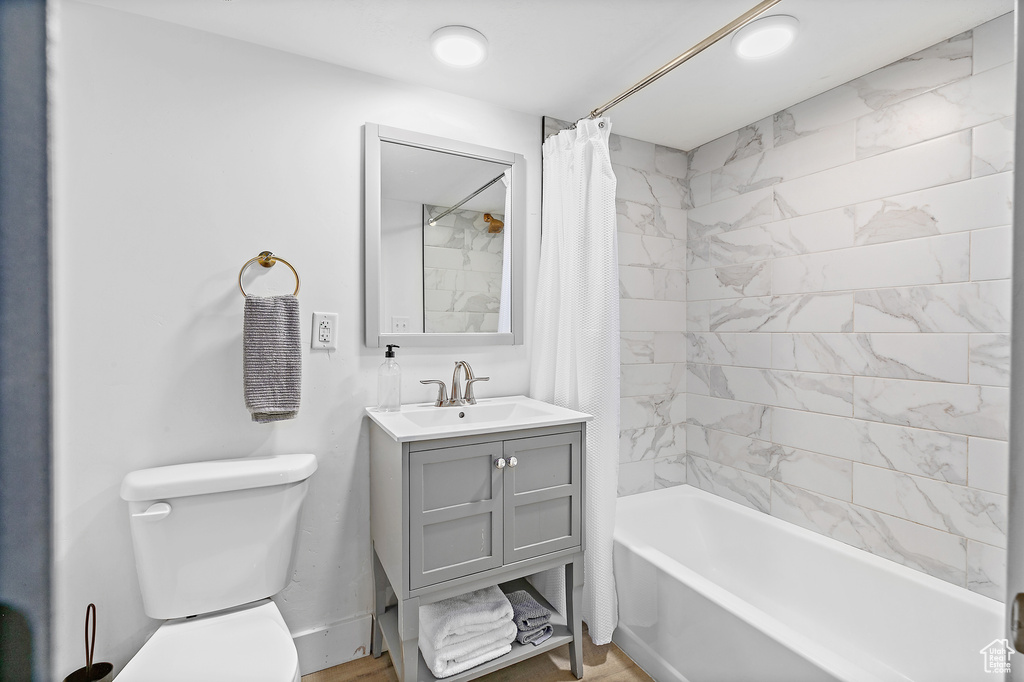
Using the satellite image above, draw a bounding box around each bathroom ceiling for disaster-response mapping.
[80,0,1013,151]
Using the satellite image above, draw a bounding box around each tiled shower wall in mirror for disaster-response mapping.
[423,205,505,333]
[683,14,1013,601]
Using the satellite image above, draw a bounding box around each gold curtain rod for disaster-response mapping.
[579,0,782,123]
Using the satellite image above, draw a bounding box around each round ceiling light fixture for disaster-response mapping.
[430,26,488,68]
[732,15,799,60]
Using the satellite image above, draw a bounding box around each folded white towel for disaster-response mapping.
[427,642,512,680]
[419,586,514,651]
[437,620,517,664]
[419,621,516,679]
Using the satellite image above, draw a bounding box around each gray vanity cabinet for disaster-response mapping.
[502,432,581,564]
[369,421,586,682]
[408,441,505,589]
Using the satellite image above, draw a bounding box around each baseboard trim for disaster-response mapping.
[293,613,372,675]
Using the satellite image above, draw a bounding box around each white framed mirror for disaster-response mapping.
[364,123,525,348]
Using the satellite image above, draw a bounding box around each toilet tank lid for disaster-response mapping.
[120,454,317,501]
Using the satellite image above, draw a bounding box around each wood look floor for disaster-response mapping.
[301,630,652,682]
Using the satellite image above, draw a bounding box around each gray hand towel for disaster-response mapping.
[243,295,301,423]
[505,590,551,631]
[516,623,553,646]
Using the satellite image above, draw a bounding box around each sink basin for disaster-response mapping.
[401,401,550,428]
[365,395,592,442]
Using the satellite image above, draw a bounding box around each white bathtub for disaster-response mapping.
[612,485,1004,682]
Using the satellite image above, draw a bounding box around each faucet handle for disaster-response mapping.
[419,380,448,407]
[464,376,489,405]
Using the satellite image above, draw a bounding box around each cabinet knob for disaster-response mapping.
[495,458,506,469]
[508,456,518,468]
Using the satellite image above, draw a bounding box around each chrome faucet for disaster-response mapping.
[420,361,489,407]
[450,361,471,405]
[452,361,490,405]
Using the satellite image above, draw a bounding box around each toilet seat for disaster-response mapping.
[117,599,299,682]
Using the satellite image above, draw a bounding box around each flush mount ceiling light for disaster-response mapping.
[431,26,488,68]
[732,15,799,60]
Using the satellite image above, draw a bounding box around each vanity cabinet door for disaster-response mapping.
[408,441,505,589]
[502,432,582,564]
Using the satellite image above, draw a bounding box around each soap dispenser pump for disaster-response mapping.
[377,344,401,412]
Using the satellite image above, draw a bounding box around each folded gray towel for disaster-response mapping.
[505,590,551,631]
[516,623,553,646]
[243,295,301,423]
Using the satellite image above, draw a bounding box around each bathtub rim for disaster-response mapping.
[613,484,1004,682]
[615,484,1002,615]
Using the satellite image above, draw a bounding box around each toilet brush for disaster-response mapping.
[63,604,113,682]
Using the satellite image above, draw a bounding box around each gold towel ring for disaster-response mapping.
[238,251,300,297]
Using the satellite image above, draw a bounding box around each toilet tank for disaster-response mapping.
[121,454,317,620]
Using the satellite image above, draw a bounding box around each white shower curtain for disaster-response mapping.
[530,117,619,644]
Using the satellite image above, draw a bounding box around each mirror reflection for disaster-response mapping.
[379,141,513,335]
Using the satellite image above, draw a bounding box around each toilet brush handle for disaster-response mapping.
[85,603,96,677]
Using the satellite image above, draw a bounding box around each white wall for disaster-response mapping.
[381,198,425,333]
[50,1,541,675]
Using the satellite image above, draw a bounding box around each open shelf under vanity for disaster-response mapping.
[376,578,572,682]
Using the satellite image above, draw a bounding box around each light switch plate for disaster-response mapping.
[312,312,339,350]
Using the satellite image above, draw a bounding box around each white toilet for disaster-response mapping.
[117,453,318,682]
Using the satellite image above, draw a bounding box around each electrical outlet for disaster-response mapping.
[311,312,339,350]
[392,316,409,333]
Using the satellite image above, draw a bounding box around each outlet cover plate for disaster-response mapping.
[312,312,339,351]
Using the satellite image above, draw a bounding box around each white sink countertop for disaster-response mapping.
[365,395,593,442]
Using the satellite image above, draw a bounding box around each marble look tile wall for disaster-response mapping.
[612,129,691,494]
[423,205,504,333]
[683,14,1014,601]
